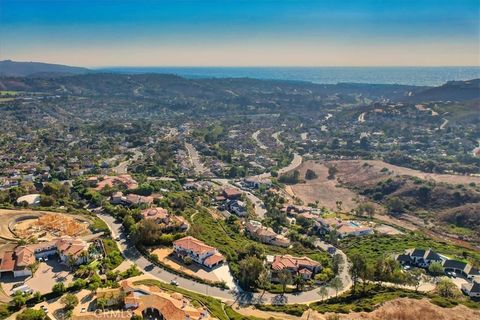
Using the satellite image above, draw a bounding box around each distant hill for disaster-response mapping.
[0,60,90,77]
[406,79,480,102]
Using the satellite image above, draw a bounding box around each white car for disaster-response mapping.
[81,307,86,313]
[170,280,179,286]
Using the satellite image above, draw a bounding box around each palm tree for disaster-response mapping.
[278,269,292,295]
[256,270,270,299]
[79,251,89,264]
[66,254,77,271]
[293,274,304,291]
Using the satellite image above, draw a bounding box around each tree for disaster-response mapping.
[33,291,42,302]
[238,256,265,289]
[349,254,367,293]
[317,286,328,301]
[96,297,108,309]
[305,169,318,180]
[327,165,338,180]
[256,270,271,298]
[332,253,343,274]
[12,293,27,308]
[406,268,425,292]
[428,261,444,281]
[293,274,305,291]
[330,277,343,298]
[278,269,292,294]
[66,254,77,271]
[329,228,339,246]
[387,197,406,215]
[133,219,163,245]
[61,293,79,310]
[39,195,54,207]
[435,278,458,298]
[356,203,375,219]
[52,282,66,294]
[16,309,46,320]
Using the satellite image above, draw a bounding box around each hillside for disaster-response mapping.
[0,60,90,77]
[407,79,480,102]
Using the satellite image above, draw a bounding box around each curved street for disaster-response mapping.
[96,213,352,306]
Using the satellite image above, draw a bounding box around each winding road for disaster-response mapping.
[96,213,352,306]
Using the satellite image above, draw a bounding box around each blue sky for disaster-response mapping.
[1,0,479,66]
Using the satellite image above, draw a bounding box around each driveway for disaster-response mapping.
[1,258,73,295]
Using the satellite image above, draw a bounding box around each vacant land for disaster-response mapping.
[307,298,480,320]
[284,160,363,212]
[332,160,480,186]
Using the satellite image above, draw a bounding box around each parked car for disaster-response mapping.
[170,280,179,286]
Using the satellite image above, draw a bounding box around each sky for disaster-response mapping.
[0,0,479,67]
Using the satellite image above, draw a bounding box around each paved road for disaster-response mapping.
[112,149,142,174]
[212,179,267,219]
[252,130,268,150]
[185,142,212,177]
[97,213,353,305]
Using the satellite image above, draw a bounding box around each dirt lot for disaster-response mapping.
[0,209,92,241]
[284,160,365,212]
[306,298,480,320]
[332,160,480,186]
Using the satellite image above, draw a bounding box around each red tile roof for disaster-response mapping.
[0,251,15,271]
[173,236,216,255]
[203,253,225,266]
[271,255,319,271]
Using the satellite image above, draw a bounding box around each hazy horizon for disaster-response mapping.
[1,0,479,67]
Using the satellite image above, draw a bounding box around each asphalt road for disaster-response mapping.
[97,213,353,305]
[212,178,267,219]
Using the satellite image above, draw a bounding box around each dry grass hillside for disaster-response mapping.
[307,298,480,320]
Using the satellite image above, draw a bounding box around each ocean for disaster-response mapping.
[98,66,480,87]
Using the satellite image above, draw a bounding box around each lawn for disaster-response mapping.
[90,216,111,234]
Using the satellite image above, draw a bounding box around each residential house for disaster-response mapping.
[245,220,290,247]
[462,279,480,298]
[243,177,272,189]
[267,254,321,281]
[140,208,189,231]
[222,188,243,199]
[173,236,224,269]
[0,236,89,278]
[443,259,480,280]
[75,279,212,320]
[110,192,154,206]
[396,248,480,280]
[315,218,373,238]
[141,207,169,223]
[226,199,247,217]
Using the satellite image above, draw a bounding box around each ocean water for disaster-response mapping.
[99,66,480,87]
